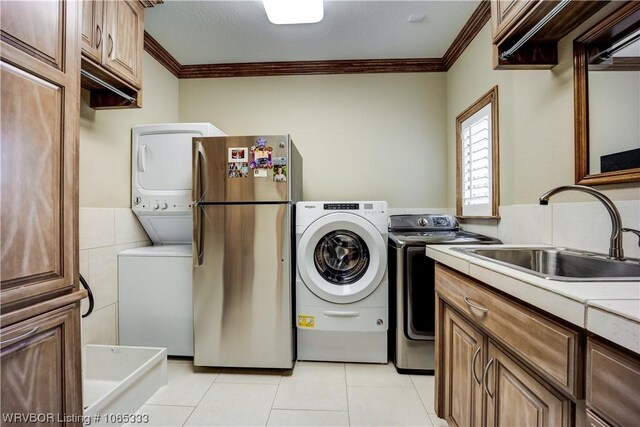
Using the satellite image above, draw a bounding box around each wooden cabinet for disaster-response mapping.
[1,0,79,311]
[485,341,571,427]
[1,305,82,421]
[80,0,146,108]
[441,306,484,427]
[435,264,581,397]
[490,0,608,69]
[1,0,85,421]
[436,265,574,426]
[586,338,640,426]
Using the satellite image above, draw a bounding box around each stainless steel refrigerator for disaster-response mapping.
[192,135,302,368]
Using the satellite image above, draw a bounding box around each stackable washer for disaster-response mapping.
[296,201,388,363]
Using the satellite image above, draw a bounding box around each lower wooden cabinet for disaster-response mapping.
[439,303,570,427]
[441,306,484,427]
[485,342,570,427]
[435,264,640,427]
[1,304,82,424]
[586,338,640,427]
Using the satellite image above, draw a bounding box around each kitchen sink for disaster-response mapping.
[452,247,640,282]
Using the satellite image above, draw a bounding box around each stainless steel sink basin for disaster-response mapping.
[452,247,640,282]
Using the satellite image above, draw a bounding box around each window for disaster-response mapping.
[456,86,499,218]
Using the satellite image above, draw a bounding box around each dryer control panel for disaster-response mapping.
[132,194,192,213]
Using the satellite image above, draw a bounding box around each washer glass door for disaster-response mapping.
[298,213,386,304]
[314,230,370,285]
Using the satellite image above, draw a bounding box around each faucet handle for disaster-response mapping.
[622,228,640,247]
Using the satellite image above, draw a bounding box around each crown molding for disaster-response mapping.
[143,31,180,78]
[179,58,445,78]
[442,0,491,69]
[144,0,489,78]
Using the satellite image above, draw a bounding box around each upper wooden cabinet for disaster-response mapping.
[1,0,79,311]
[81,0,147,108]
[1,0,85,420]
[491,0,609,69]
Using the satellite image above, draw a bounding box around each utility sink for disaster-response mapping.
[452,247,640,282]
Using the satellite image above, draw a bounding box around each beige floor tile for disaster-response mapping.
[428,413,448,427]
[184,383,277,426]
[346,363,414,387]
[273,381,347,411]
[126,404,194,427]
[410,374,436,413]
[216,368,282,385]
[348,386,432,426]
[267,409,349,426]
[147,361,219,407]
[286,361,345,384]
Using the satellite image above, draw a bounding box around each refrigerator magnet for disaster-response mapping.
[253,169,268,178]
[249,137,273,169]
[228,147,248,163]
[273,165,287,182]
[227,162,249,178]
[273,156,287,166]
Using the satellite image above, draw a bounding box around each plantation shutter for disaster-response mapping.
[461,103,492,216]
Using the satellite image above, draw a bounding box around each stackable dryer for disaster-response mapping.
[296,201,389,363]
[118,123,224,356]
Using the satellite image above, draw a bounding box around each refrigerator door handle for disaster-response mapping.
[193,143,203,202]
[193,205,204,267]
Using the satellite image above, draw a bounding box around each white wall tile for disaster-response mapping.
[498,204,552,244]
[87,246,119,311]
[80,208,115,250]
[115,208,149,244]
[458,218,499,239]
[82,303,118,345]
[553,200,640,258]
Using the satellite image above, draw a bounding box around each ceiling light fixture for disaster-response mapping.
[263,0,324,25]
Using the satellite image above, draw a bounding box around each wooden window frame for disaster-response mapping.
[456,86,500,219]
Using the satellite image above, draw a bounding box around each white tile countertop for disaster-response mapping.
[426,244,640,354]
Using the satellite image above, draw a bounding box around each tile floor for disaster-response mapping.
[127,359,448,427]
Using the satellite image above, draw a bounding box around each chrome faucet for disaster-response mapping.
[539,185,625,260]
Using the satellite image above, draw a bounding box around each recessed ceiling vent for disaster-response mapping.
[408,14,426,24]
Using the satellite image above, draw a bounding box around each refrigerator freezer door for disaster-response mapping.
[193,135,291,203]
[193,204,293,368]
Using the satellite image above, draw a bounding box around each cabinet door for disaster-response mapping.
[1,0,79,309]
[1,304,82,421]
[81,0,104,63]
[586,338,640,427]
[490,0,536,42]
[442,306,484,427]
[485,342,571,427]
[103,0,143,88]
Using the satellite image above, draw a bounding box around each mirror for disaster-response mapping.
[574,2,640,186]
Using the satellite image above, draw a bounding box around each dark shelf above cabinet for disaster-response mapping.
[492,0,610,69]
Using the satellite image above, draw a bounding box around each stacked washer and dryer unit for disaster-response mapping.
[296,202,389,363]
[118,123,224,356]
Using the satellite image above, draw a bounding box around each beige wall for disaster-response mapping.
[446,13,640,208]
[80,52,180,208]
[178,73,448,209]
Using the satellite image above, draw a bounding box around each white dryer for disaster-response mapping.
[296,201,388,363]
[119,123,224,356]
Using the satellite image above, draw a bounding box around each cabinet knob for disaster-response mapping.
[153,203,159,210]
[160,203,168,210]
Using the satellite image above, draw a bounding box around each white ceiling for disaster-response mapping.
[145,0,482,65]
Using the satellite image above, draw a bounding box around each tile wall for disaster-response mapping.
[79,208,151,345]
[461,200,640,259]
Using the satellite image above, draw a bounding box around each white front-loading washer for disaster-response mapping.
[296,201,388,363]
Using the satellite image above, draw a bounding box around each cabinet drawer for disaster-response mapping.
[586,338,640,427]
[435,265,580,396]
